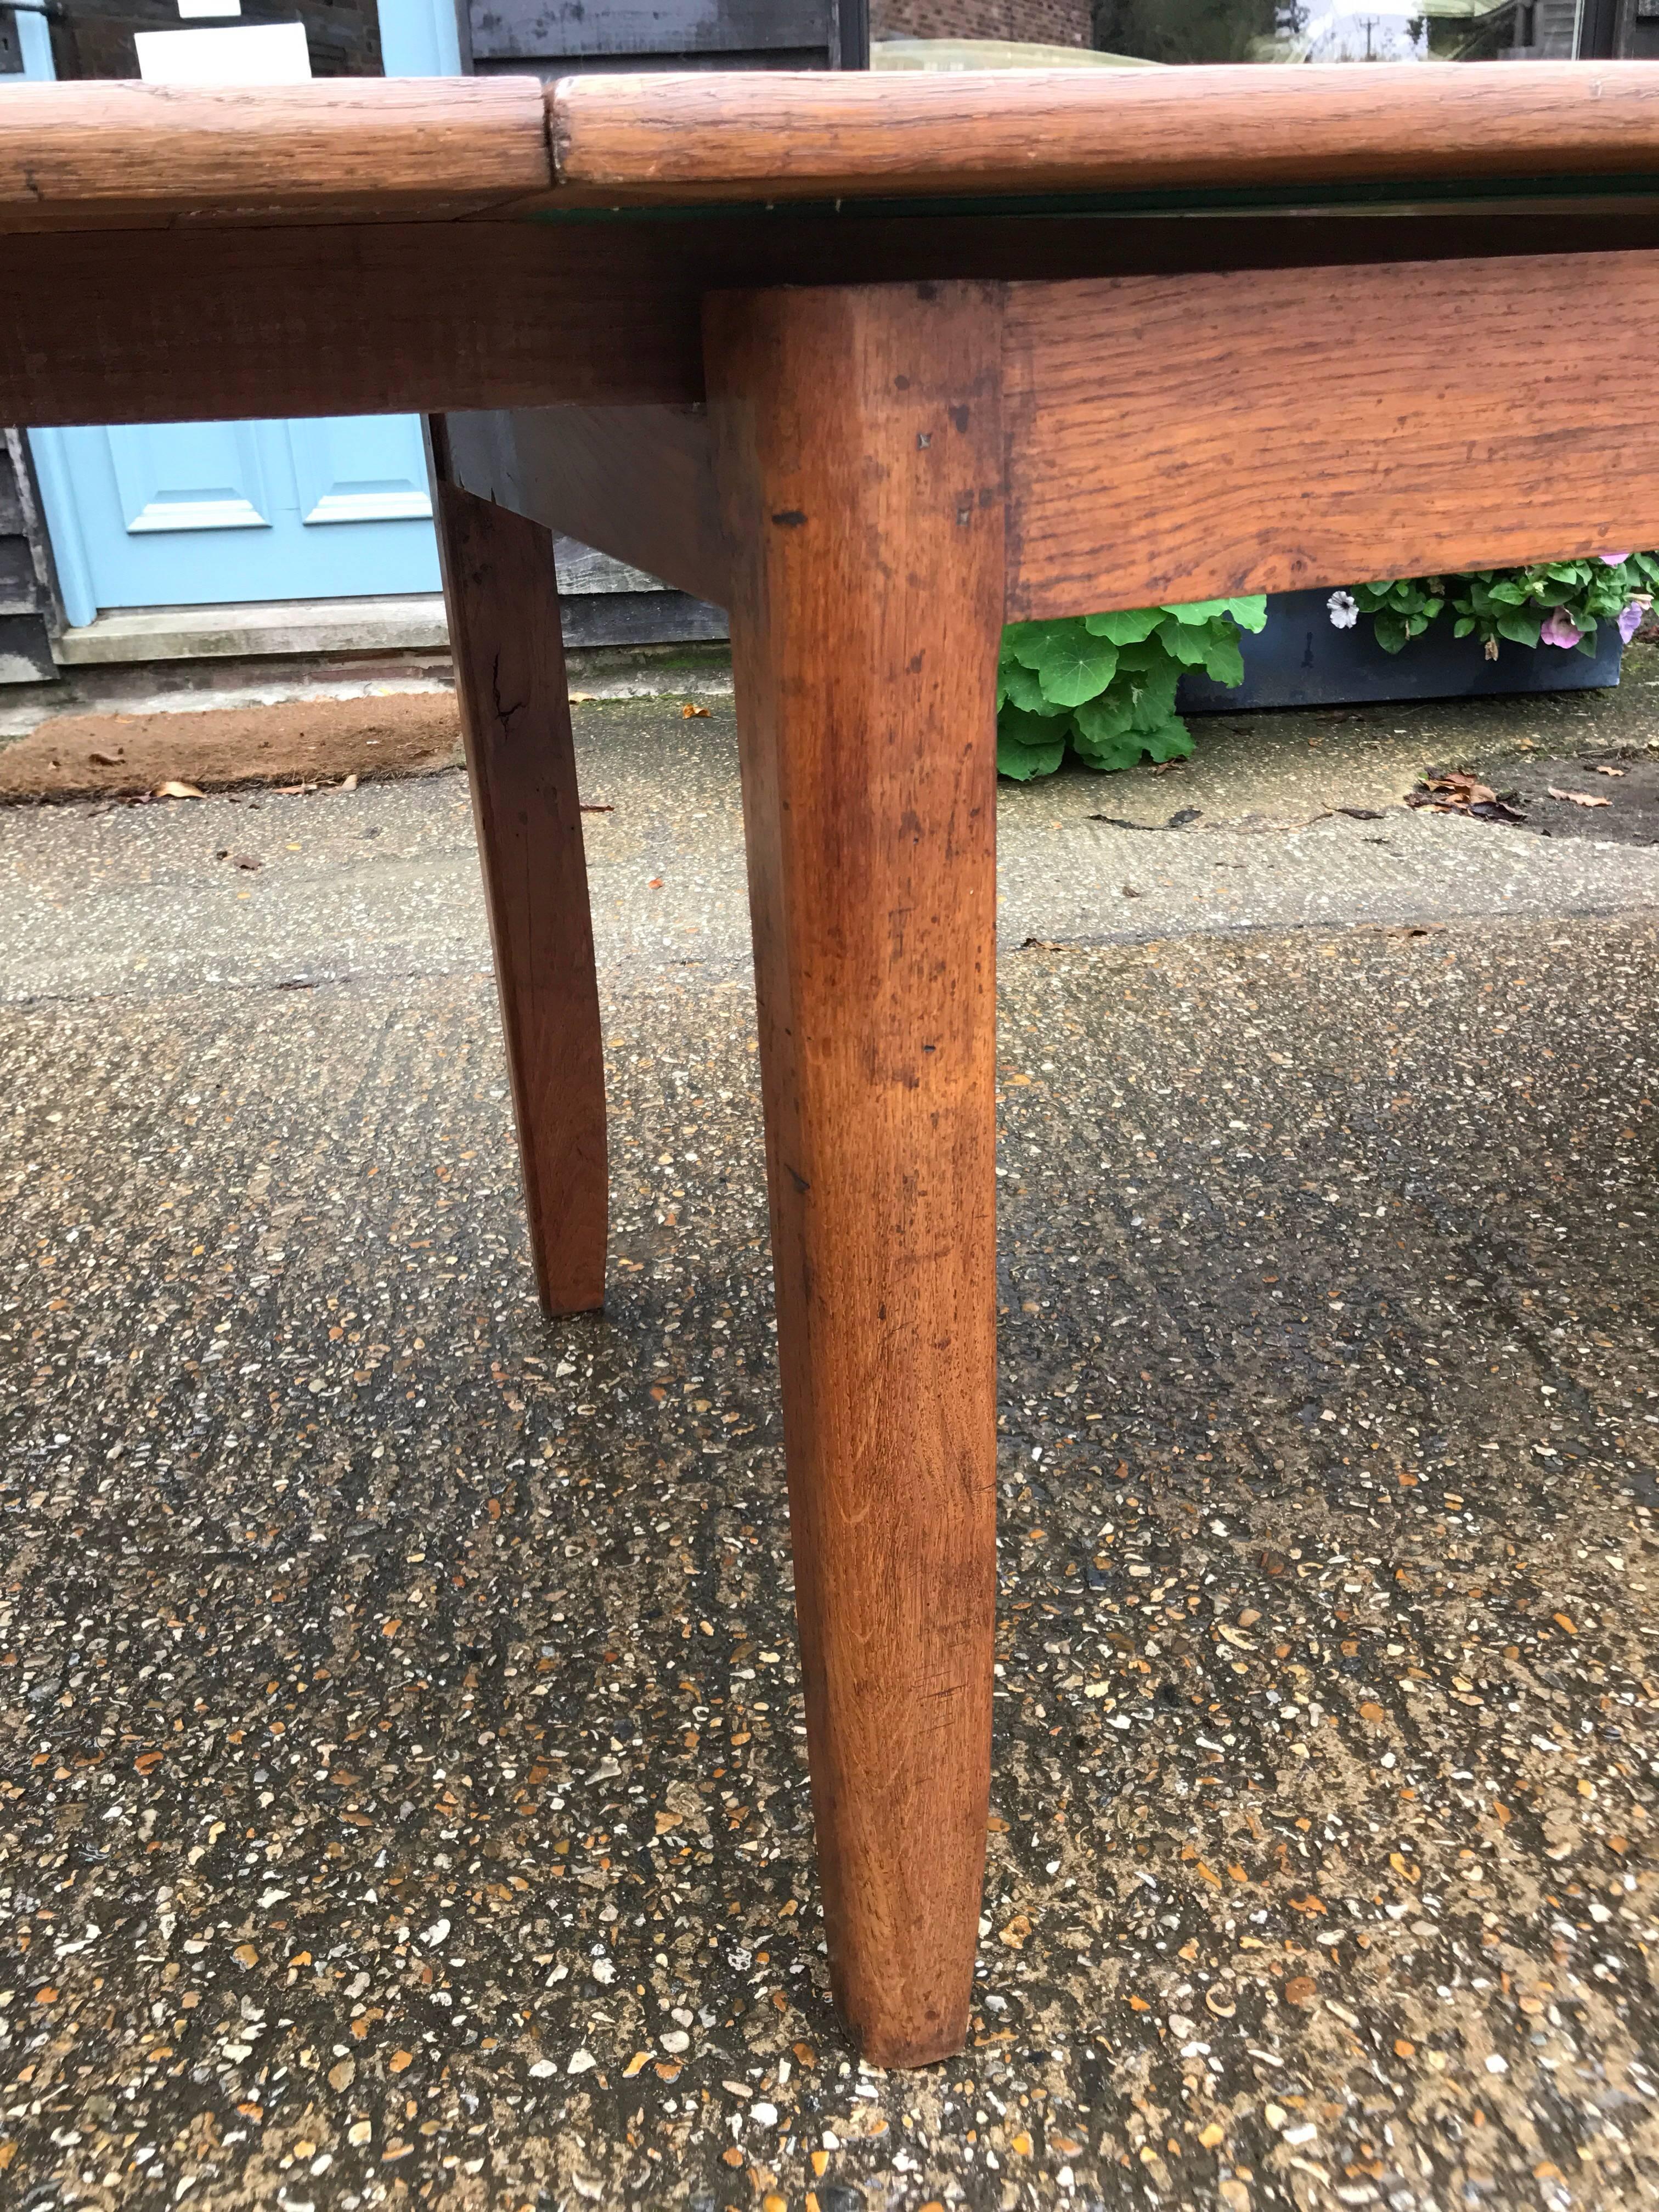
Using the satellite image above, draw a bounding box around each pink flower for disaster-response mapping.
[1599,552,1632,566]
[1618,601,1643,645]
[1540,606,1582,650]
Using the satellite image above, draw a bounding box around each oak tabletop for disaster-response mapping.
[4,63,1659,235]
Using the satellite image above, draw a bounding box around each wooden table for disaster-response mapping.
[5,61,1659,2068]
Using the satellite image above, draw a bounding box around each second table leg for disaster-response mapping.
[433,473,608,1318]
[707,281,1004,2067]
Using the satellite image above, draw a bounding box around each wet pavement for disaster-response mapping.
[1,677,1657,2211]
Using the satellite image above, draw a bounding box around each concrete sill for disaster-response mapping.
[57,595,450,667]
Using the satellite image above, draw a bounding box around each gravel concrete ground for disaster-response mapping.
[1,674,1656,2212]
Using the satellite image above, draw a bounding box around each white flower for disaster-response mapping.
[1327,589,1359,630]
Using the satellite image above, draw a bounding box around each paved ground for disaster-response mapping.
[1,667,1657,2212]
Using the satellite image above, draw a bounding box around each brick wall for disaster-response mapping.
[871,1,1093,47]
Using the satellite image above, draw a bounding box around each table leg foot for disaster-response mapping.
[707,282,1003,2067]
[435,476,607,1318]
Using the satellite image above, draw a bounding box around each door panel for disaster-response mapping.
[37,420,442,612]
[287,415,435,526]
[108,420,273,533]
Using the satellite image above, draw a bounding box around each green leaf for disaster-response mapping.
[1159,597,1240,624]
[1013,619,1120,707]
[1453,616,1475,638]
[1142,716,1194,763]
[1084,607,1163,646]
[1496,611,1541,649]
[996,656,1048,713]
[1373,613,1410,654]
[997,730,1065,780]
[1154,614,1216,667]
[1001,620,1050,663]
[999,702,1062,742]
[1226,595,1268,634]
[1071,726,1144,774]
[1128,658,1181,732]
[996,704,1066,779]
[1071,691,1136,747]
[1198,629,1245,687]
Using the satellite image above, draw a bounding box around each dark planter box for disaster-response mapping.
[1177,586,1623,714]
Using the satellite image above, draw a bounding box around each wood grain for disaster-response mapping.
[10,65,1658,234]
[0,78,551,232]
[0,221,704,425]
[432,467,607,1318]
[444,405,728,605]
[9,201,1659,428]
[550,60,1659,203]
[707,281,1002,2068]
[1003,247,1659,619]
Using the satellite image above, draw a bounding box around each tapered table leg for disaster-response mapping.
[706,283,1003,2067]
[433,471,607,1317]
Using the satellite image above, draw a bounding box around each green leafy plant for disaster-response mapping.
[996,554,1656,785]
[1350,552,1658,658]
[1345,576,1444,653]
[996,597,1267,782]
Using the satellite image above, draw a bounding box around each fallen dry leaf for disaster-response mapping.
[338,772,358,793]
[1405,771,1526,823]
[154,779,204,800]
[681,701,712,719]
[1592,765,1626,777]
[1427,771,1497,804]
[1548,787,1611,808]
[88,750,124,768]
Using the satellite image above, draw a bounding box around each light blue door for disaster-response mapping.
[25,0,458,628]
